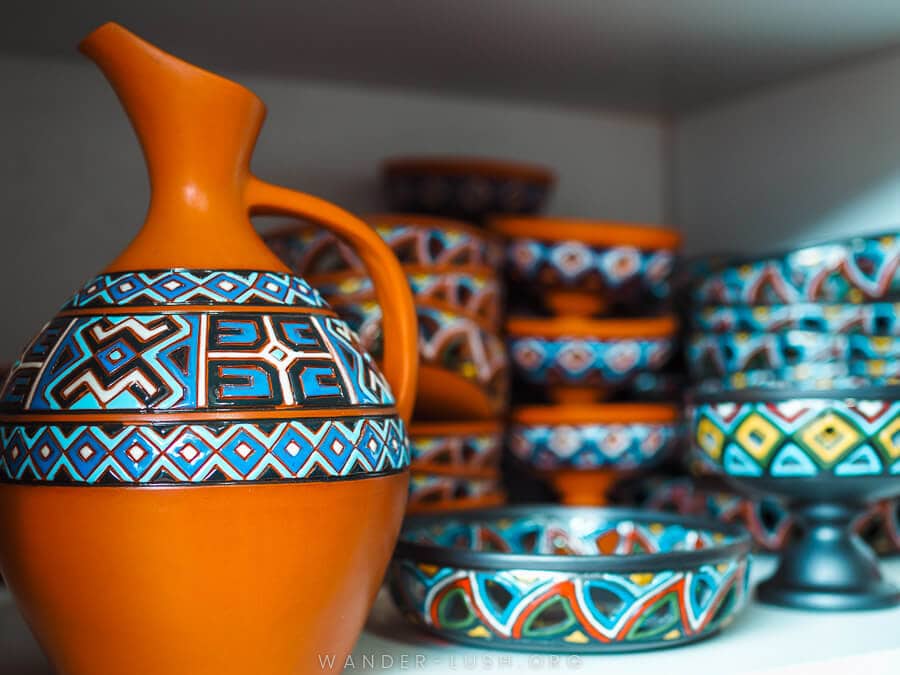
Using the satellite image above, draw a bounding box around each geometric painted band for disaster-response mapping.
[0,414,408,485]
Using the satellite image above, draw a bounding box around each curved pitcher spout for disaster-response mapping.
[79,22,287,271]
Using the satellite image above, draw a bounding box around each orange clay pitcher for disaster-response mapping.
[0,22,418,675]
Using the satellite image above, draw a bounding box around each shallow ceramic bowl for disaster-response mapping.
[308,268,502,331]
[687,331,900,379]
[333,299,508,420]
[407,473,505,513]
[264,214,504,277]
[492,218,681,316]
[389,506,751,653]
[693,302,900,335]
[691,231,900,305]
[507,316,677,403]
[409,421,503,477]
[382,157,555,222]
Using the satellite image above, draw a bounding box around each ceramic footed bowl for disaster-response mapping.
[693,302,900,335]
[492,218,681,316]
[509,403,682,506]
[382,157,555,222]
[687,330,900,379]
[507,316,677,403]
[332,299,508,420]
[691,231,900,305]
[689,387,900,610]
[264,214,504,277]
[409,421,502,477]
[407,472,505,513]
[389,506,751,653]
[307,268,502,331]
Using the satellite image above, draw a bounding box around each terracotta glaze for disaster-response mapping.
[0,23,417,675]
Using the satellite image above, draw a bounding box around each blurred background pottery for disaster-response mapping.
[509,403,680,505]
[687,331,900,379]
[690,387,900,610]
[492,217,681,317]
[693,302,900,335]
[406,472,505,513]
[507,315,677,404]
[0,23,419,675]
[265,213,504,277]
[690,232,900,306]
[307,268,502,331]
[331,299,508,420]
[409,420,502,476]
[381,157,556,223]
[389,506,751,652]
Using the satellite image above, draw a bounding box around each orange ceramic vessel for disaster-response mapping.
[0,23,417,675]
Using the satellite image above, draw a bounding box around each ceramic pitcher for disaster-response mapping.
[0,22,418,675]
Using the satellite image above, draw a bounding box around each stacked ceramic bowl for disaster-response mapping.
[491,217,684,505]
[683,231,900,609]
[265,214,509,512]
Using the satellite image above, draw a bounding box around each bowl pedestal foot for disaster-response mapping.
[758,502,900,611]
[546,469,618,506]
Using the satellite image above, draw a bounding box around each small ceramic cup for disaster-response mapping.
[507,315,677,403]
[264,213,505,277]
[408,420,503,477]
[381,157,556,222]
[491,217,681,316]
[509,403,681,505]
[332,299,509,420]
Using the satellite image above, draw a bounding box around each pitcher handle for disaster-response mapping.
[245,177,418,423]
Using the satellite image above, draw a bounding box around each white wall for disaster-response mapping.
[673,48,900,255]
[0,55,666,361]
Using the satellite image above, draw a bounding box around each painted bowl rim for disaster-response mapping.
[689,384,900,404]
[395,505,752,573]
[381,156,556,185]
[489,216,681,250]
[510,402,679,425]
[506,314,678,338]
[687,228,900,274]
[365,213,504,243]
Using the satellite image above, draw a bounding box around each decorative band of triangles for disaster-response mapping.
[61,270,328,309]
[0,415,408,485]
[691,399,900,478]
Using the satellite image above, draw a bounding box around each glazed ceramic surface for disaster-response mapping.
[509,404,680,471]
[694,303,900,335]
[382,157,555,222]
[690,388,900,610]
[265,214,504,277]
[691,232,900,305]
[691,394,900,483]
[409,421,502,476]
[688,331,900,378]
[507,316,676,400]
[693,367,900,394]
[494,219,680,316]
[333,299,508,420]
[389,507,751,653]
[0,23,419,675]
[308,268,502,330]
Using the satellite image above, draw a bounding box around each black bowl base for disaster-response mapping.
[757,578,900,611]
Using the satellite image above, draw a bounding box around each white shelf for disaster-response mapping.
[3,557,900,674]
